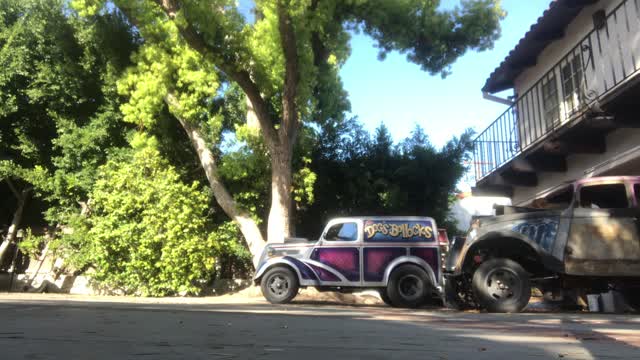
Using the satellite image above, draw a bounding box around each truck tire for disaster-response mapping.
[622,289,640,311]
[386,264,431,308]
[472,258,531,313]
[260,266,299,304]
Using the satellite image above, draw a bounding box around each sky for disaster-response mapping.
[340,0,551,149]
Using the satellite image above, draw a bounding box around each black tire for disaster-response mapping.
[378,288,393,306]
[472,258,531,313]
[260,266,299,304]
[386,264,432,308]
[622,289,640,311]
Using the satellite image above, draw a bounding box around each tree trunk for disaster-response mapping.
[267,146,293,243]
[0,188,31,267]
[167,95,266,267]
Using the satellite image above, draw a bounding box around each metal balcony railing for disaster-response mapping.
[474,0,640,181]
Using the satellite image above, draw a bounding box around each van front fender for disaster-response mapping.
[253,257,320,286]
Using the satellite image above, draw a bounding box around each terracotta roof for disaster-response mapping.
[483,0,599,93]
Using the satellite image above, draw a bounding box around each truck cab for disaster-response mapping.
[445,176,640,313]
[254,217,444,308]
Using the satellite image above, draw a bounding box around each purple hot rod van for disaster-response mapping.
[253,216,444,308]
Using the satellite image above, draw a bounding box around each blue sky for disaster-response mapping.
[340,0,551,149]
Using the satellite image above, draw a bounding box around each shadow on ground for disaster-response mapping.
[0,296,638,359]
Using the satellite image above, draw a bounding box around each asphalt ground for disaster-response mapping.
[0,293,639,359]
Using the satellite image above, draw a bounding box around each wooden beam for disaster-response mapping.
[527,153,568,172]
[501,169,539,187]
[472,185,514,198]
[584,115,617,129]
[542,136,606,155]
[582,113,640,129]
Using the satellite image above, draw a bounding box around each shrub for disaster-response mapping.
[77,134,220,296]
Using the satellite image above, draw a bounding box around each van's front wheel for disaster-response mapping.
[472,258,531,313]
[260,267,299,304]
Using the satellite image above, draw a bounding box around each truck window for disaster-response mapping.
[324,222,358,241]
[536,185,573,209]
[580,183,629,209]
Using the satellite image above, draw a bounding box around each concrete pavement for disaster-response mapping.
[0,293,639,359]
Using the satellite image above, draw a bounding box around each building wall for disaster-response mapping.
[512,127,640,205]
[502,0,640,205]
[512,0,640,152]
[514,0,628,97]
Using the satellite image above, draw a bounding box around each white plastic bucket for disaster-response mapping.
[587,294,601,312]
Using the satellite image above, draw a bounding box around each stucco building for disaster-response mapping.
[474,0,640,205]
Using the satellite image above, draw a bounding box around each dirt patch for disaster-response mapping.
[231,286,383,305]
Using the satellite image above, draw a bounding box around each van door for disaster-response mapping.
[565,182,640,276]
[308,220,362,285]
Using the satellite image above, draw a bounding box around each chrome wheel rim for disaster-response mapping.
[267,274,289,298]
[486,267,521,301]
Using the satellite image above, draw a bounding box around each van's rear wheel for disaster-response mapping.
[387,264,431,308]
[260,267,299,304]
[472,258,531,313]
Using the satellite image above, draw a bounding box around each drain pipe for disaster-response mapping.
[482,91,515,106]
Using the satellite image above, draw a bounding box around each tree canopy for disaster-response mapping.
[70,0,504,265]
[0,0,504,293]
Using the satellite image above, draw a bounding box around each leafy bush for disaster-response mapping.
[71,134,243,296]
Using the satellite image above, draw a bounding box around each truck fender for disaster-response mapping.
[383,256,440,290]
[457,230,548,274]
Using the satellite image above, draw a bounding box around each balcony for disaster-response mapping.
[474,0,640,185]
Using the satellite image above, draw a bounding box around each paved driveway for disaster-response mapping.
[0,294,639,359]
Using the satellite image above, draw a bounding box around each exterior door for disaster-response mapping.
[565,182,640,276]
[309,221,361,285]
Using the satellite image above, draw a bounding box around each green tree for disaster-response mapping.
[72,0,504,265]
[298,123,473,237]
[0,0,137,264]
[68,135,223,296]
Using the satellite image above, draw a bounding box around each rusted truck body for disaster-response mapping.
[445,176,640,313]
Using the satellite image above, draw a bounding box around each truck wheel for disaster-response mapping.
[260,266,299,304]
[622,289,640,311]
[378,288,393,306]
[387,264,431,308]
[472,258,531,313]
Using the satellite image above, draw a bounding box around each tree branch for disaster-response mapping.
[309,0,330,68]
[150,0,279,149]
[164,93,266,266]
[5,178,21,201]
[164,93,239,217]
[277,1,299,146]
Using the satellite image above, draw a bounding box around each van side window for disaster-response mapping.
[580,184,629,209]
[635,184,640,207]
[324,222,358,241]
